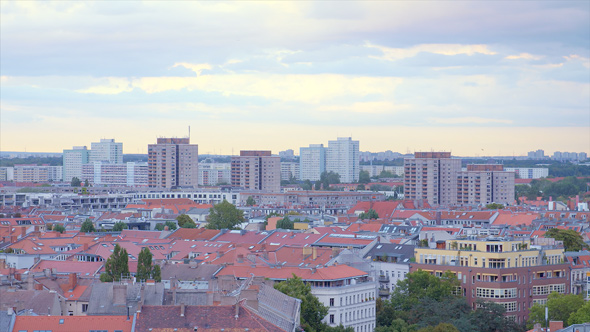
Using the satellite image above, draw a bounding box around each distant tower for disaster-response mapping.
[148,138,199,189]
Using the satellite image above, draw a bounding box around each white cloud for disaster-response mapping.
[366,42,497,61]
[430,117,513,125]
[505,53,543,60]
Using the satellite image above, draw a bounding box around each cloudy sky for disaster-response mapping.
[1,1,589,156]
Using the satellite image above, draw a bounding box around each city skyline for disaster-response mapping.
[1,1,589,156]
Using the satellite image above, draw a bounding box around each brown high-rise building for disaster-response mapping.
[148,138,198,189]
[231,151,280,193]
[404,152,461,206]
[457,164,515,205]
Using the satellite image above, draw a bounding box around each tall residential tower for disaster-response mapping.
[148,138,198,189]
[231,151,280,192]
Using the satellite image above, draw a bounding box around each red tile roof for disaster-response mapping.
[492,211,539,226]
[347,201,402,219]
[216,264,367,281]
[167,228,221,241]
[13,315,133,332]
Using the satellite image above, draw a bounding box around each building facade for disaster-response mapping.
[300,144,326,181]
[63,146,89,183]
[412,238,570,324]
[326,137,360,183]
[404,152,461,206]
[14,165,63,183]
[81,162,148,186]
[148,138,199,189]
[198,163,231,186]
[457,164,515,205]
[281,162,300,181]
[89,139,123,164]
[504,167,549,179]
[231,151,280,193]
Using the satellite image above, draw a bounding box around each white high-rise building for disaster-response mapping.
[299,144,326,181]
[90,139,123,163]
[63,146,89,183]
[326,137,360,183]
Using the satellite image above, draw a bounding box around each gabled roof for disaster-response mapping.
[31,260,104,276]
[347,201,402,219]
[216,264,367,281]
[213,230,271,245]
[167,228,221,241]
[260,231,323,247]
[13,315,133,332]
[493,212,539,226]
[135,304,284,332]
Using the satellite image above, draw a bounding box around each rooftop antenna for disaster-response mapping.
[188,126,191,141]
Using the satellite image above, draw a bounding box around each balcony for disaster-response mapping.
[378,275,390,283]
[378,288,390,297]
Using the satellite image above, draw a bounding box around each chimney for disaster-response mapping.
[234,302,239,320]
[19,227,27,238]
[164,226,169,231]
[312,247,317,260]
[83,243,89,251]
[180,303,185,317]
[68,273,77,291]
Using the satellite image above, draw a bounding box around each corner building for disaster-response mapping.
[148,138,198,189]
[412,238,570,324]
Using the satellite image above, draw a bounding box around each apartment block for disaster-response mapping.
[89,139,123,163]
[148,138,199,189]
[457,165,515,205]
[412,238,570,324]
[63,146,89,183]
[404,152,461,206]
[504,167,548,179]
[231,151,280,193]
[199,163,231,186]
[0,167,14,181]
[360,165,404,178]
[14,165,63,183]
[299,144,326,181]
[281,162,300,181]
[81,162,147,186]
[326,137,360,183]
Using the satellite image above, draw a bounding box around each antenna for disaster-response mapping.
[188,126,191,141]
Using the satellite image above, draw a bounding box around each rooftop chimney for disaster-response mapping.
[180,303,185,317]
[68,273,77,292]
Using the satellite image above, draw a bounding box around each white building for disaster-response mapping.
[89,139,123,163]
[360,165,404,178]
[363,243,413,300]
[505,167,549,179]
[13,165,63,182]
[63,146,89,183]
[281,162,300,181]
[326,137,360,183]
[299,144,326,181]
[81,162,147,186]
[0,167,15,181]
[199,163,231,186]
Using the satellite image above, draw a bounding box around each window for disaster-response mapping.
[82,304,88,312]
[329,298,334,306]
[330,314,335,324]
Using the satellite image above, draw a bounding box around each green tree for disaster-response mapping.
[176,214,197,228]
[359,170,371,184]
[569,299,590,325]
[319,171,340,189]
[100,244,130,282]
[112,222,128,232]
[357,184,366,190]
[485,203,504,210]
[246,196,256,206]
[71,177,81,187]
[276,216,295,229]
[376,318,416,332]
[379,170,396,178]
[417,323,459,332]
[527,293,584,328]
[155,221,178,231]
[301,179,313,190]
[80,219,96,233]
[53,224,66,233]
[205,200,244,230]
[136,247,161,282]
[274,274,328,332]
[359,208,379,220]
[544,228,589,251]
[84,179,89,187]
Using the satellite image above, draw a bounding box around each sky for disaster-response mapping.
[1,1,589,157]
